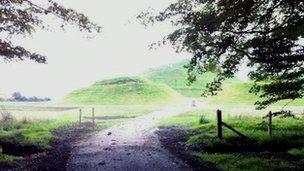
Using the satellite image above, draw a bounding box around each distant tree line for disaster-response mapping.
[0,92,51,102]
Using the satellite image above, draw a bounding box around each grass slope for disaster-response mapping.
[144,61,304,105]
[60,77,182,105]
[206,81,304,106]
[143,61,252,102]
[144,61,217,97]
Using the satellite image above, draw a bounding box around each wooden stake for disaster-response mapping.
[79,108,82,124]
[268,111,272,137]
[92,108,95,131]
[217,110,223,139]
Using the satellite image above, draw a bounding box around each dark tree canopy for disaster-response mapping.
[10,92,50,102]
[0,0,101,63]
[139,0,304,109]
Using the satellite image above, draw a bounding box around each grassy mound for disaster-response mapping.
[144,61,304,105]
[144,61,217,97]
[60,77,182,105]
[206,81,258,105]
[206,81,304,106]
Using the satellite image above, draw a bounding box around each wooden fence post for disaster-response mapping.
[217,110,223,139]
[268,111,272,137]
[92,108,95,131]
[79,108,82,124]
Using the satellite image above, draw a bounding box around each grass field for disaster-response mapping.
[158,104,304,171]
[60,77,182,105]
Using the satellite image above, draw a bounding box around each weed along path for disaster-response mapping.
[67,101,198,171]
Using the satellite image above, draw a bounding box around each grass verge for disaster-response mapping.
[193,153,297,171]
[157,106,304,170]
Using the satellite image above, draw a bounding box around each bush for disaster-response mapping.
[0,113,15,124]
[199,114,209,124]
[21,117,31,124]
[0,106,16,130]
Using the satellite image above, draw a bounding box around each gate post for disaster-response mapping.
[92,108,95,131]
[217,110,223,139]
[268,111,272,137]
[79,108,82,124]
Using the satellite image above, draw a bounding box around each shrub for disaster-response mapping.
[0,106,16,131]
[21,117,31,124]
[199,114,209,124]
[0,106,15,123]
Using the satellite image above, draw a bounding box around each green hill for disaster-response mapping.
[206,81,304,106]
[61,61,303,106]
[206,81,259,105]
[143,61,238,97]
[60,77,182,105]
[143,61,259,104]
[144,61,304,106]
[144,61,215,97]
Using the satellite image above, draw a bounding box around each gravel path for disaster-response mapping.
[67,101,197,171]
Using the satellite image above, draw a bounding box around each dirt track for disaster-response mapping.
[67,101,197,171]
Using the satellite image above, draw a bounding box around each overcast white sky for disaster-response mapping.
[0,0,192,99]
[0,0,249,100]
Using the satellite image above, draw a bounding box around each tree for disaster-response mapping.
[0,0,101,63]
[10,91,51,102]
[139,0,304,109]
[12,92,25,101]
